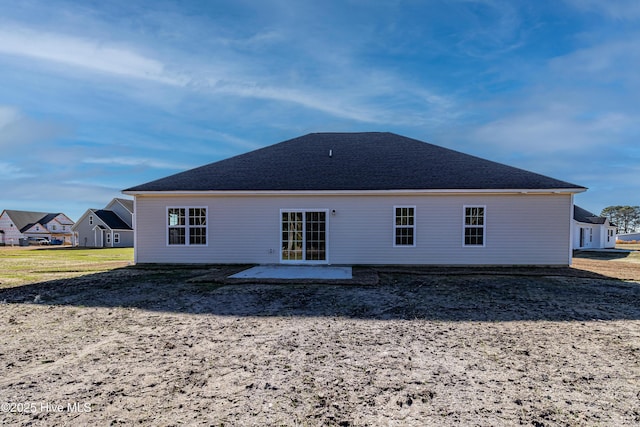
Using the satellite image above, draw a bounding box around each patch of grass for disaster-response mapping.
[0,247,133,287]
[575,249,640,263]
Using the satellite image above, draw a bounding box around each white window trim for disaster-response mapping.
[114,233,120,244]
[393,205,416,248]
[166,206,208,247]
[463,205,486,247]
[279,209,329,264]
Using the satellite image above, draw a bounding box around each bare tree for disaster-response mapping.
[600,206,640,234]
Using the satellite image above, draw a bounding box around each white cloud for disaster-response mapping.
[0,105,68,149]
[0,161,36,179]
[199,130,262,151]
[1,178,125,220]
[473,109,635,154]
[548,38,640,86]
[213,82,381,123]
[0,106,21,128]
[216,30,285,49]
[0,26,185,86]
[0,22,456,125]
[469,28,640,155]
[564,0,640,20]
[82,156,193,170]
[452,0,524,58]
[195,67,458,126]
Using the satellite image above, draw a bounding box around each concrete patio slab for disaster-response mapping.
[576,248,633,253]
[230,265,353,280]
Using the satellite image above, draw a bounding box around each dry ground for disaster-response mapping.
[0,249,639,426]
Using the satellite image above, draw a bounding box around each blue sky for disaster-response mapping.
[1,0,638,221]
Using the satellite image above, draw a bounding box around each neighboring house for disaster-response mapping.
[572,205,617,250]
[0,210,75,245]
[123,132,587,266]
[72,198,134,248]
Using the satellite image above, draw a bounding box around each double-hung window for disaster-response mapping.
[464,206,485,246]
[394,206,416,246]
[167,207,207,246]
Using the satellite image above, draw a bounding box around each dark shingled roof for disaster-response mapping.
[574,205,607,224]
[94,210,132,230]
[125,132,585,192]
[3,210,57,233]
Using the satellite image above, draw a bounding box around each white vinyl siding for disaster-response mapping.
[0,212,23,244]
[134,193,573,265]
[572,221,617,250]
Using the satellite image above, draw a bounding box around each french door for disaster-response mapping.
[281,210,327,263]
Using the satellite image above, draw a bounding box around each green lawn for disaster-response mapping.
[0,247,134,288]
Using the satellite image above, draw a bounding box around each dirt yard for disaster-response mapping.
[0,250,639,426]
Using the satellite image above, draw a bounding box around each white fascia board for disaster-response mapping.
[123,188,587,197]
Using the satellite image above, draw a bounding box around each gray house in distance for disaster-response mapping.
[124,132,586,266]
[72,198,134,247]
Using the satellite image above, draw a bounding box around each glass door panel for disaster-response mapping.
[305,211,326,261]
[282,212,304,261]
[281,211,327,262]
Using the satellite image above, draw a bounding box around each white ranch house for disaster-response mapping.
[124,132,586,266]
[572,205,617,250]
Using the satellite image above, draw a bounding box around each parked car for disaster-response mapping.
[27,237,50,245]
[50,238,63,245]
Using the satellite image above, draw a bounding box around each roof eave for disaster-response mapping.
[123,187,587,197]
